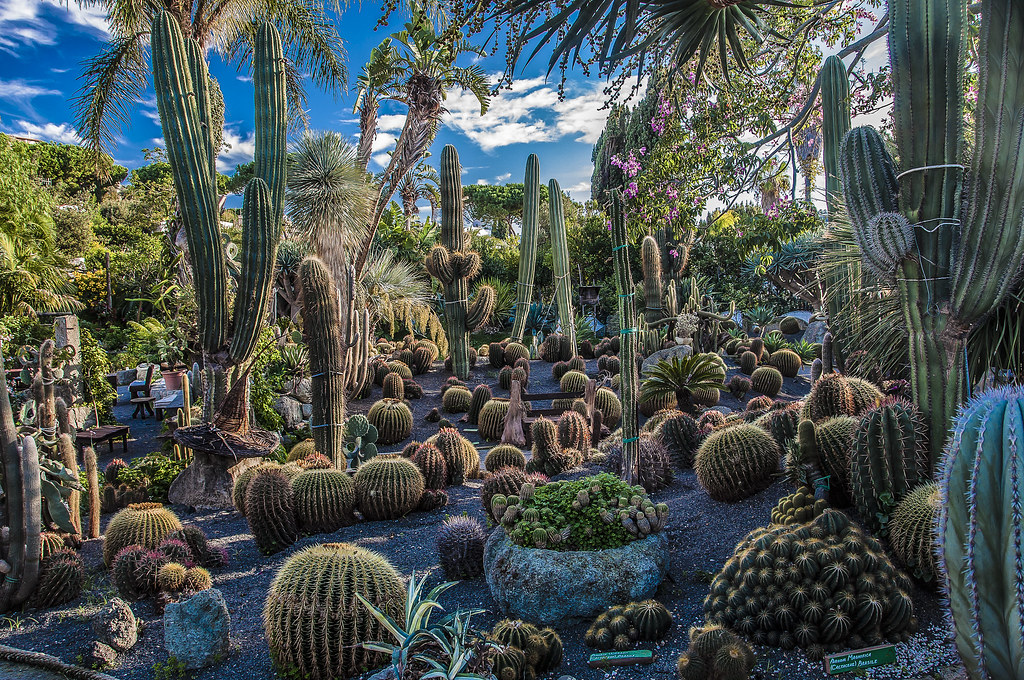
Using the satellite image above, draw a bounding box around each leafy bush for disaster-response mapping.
[117,453,187,503]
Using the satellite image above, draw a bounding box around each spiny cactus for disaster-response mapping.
[167,525,227,570]
[609,194,640,486]
[157,562,187,593]
[482,467,528,522]
[846,376,884,415]
[695,425,781,502]
[367,399,413,445]
[467,384,492,425]
[677,625,755,680]
[426,427,481,485]
[411,443,448,490]
[770,348,802,378]
[424,146,495,379]
[354,455,425,521]
[442,386,473,413]
[245,469,298,555]
[157,538,194,566]
[604,432,673,492]
[111,545,165,599]
[103,503,183,567]
[770,486,827,525]
[558,410,591,452]
[478,398,510,442]
[548,179,577,356]
[641,235,664,325]
[264,543,404,680]
[803,373,856,423]
[739,351,758,375]
[381,372,404,400]
[815,416,859,506]
[485,444,527,472]
[511,155,540,343]
[286,439,317,462]
[705,509,917,654]
[437,515,487,579]
[889,482,939,584]
[291,469,356,535]
[34,549,84,607]
[692,386,720,407]
[182,566,212,592]
[851,399,928,535]
[233,462,279,515]
[654,411,704,468]
[594,387,623,428]
[504,342,530,367]
[750,366,783,397]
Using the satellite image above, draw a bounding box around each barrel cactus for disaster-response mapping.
[594,387,622,428]
[559,370,588,394]
[803,373,856,423]
[467,384,492,425]
[367,399,413,445]
[739,351,758,375]
[411,443,448,490]
[436,514,487,579]
[425,427,481,485]
[779,317,802,335]
[677,625,755,680]
[103,503,183,566]
[34,549,84,607]
[478,398,510,441]
[354,455,425,521]
[604,432,672,492]
[485,444,527,472]
[246,469,298,555]
[692,386,721,407]
[889,481,940,584]
[815,416,859,505]
[750,366,783,397]
[557,410,591,452]
[770,348,802,378]
[442,386,473,413]
[847,376,884,415]
[695,425,781,502]
[157,562,187,593]
[291,469,356,535]
[655,411,704,468]
[286,439,317,462]
[381,372,404,400]
[482,467,528,522]
[264,543,404,679]
[111,545,164,599]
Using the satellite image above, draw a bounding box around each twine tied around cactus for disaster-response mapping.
[895,163,965,182]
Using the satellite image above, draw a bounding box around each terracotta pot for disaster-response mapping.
[161,370,185,391]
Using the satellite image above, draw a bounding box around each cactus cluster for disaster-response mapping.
[425,427,482,485]
[166,525,228,569]
[246,468,298,555]
[705,509,917,657]
[103,503,183,567]
[676,625,756,680]
[437,514,488,579]
[367,398,413,445]
[111,545,166,599]
[489,619,563,676]
[353,455,425,521]
[759,402,801,451]
[264,543,405,680]
[493,473,667,551]
[485,444,527,472]
[585,600,672,650]
[604,432,673,492]
[478,398,510,442]
[770,487,827,525]
[527,417,583,477]
[291,469,356,534]
[695,425,781,502]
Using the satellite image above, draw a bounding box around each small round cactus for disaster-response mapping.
[354,455,425,521]
[436,515,488,579]
[594,387,622,428]
[770,348,802,378]
[103,502,183,567]
[503,342,530,366]
[478,398,511,441]
[559,370,588,394]
[751,366,784,397]
[368,398,414,445]
[485,444,527,472]
[381,372,405,400]
[411,442,449,490]
[557,410,591,451]
[35,549,84,606]
[695,424,781,502]
[739,350,758,375]
[442,385,473,413]
[888,482,940,583]
[246,469,299,555]
[157,562,187,593]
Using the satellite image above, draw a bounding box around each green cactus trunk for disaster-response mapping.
[549,179,576,357]
[610,193,638,485]
[512,154,540,343]
[641,235,663,325]
[299,257,347,469]
[253,21,287,237]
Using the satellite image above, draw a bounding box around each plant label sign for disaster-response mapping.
[825,644,896,674]
[587,649,654,668]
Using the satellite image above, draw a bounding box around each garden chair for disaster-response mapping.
[129,364,156,419]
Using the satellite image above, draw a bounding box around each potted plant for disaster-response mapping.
[153,327,190,391]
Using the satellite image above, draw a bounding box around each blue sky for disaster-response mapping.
[0,0,615,204]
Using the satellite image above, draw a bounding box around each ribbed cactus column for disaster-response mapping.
[938,387,1024,680]
[511,154,540,343]
[549,179,576,356]
[425,145,495,380]
[641,235,663,325]
[299,257,346,468]
[610,192,638,485]
[253,20,287,236]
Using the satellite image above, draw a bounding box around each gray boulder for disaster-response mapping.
[301,403,312,419]
[272,395,304,430]
[91,598,137,652]
[117,369,137,386]
[803,320,828,345]
[640,345,693,376]
[164,588,231,669]
[484,529,669,624]
[284,377,313,404]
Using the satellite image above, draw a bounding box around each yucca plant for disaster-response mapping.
[640,355,726,415]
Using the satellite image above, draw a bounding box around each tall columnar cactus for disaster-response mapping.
[152,12,284,395]
[511,154,540,342]
[610,192,638,485]
[838,1,1024,466]
[300,256,346,469]
[425,145,495,379]
[549,179,577,356]
[641,235,664,325]
[938,387,1024,680]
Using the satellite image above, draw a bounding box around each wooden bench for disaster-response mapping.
[77,425,130,456]
[502,379,603,448]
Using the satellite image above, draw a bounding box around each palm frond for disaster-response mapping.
[639,354,726,405]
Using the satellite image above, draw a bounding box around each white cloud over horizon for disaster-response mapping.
[217,127,256,172]
[0,0,109,52]
[10,120,82,144]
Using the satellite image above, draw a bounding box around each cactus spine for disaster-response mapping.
[938,387,1024,680]
[300,256,347,468]
[84,446,100,539]
[610,192,639,485]
[549,179,576,356]
[425,145,495,379]
[511,154,540,342]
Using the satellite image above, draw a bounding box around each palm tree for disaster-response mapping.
[396,161,440,227]
[353,0,491,275]
[286,131,373,286]
[353,40,402,172]
[73,0,348,165]
[640,355,726,415]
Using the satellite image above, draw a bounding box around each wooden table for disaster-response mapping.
[76,425,130,456]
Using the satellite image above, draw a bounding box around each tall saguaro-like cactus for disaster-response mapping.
[641,235,663,325]
[152,12,284,395]
[549,179,577,356]
[839,0,1024,466]
[425,145,495,380]
[511,154,540,342]
[610,192,638,485]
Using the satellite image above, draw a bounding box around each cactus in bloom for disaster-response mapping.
[512,155,541,343]
[425,145,495,379]
[610,193,639,485]
[549,179,577,356]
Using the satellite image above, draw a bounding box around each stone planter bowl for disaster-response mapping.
[483,528,670,625]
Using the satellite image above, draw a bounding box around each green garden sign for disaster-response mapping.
[825,645,896,674]
[587,649,654,668]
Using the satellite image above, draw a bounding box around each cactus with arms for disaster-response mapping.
[549,179,577,356]
[425,145,495,379]
[511,154,541,342]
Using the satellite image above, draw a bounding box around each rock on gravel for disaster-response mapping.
[91,598,137,652]
[164,588,231,669]
[483,529,669,624]
[88,641,118,668]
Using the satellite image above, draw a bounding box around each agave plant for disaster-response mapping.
[786,339,817,364]
[743,305,775,331]
[640,354,726,414]
[761,330,788,353]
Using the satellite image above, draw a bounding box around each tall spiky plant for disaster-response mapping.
[549,178,577,356]
[610,191,638,485]
[839,0,1024,467]
[511,154,540,343]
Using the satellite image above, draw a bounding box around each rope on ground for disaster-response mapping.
[0,643,122,680]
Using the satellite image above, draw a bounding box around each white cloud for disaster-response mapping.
[442,76,634,152]
[12,120,81,144]
[377,114,406,132]
[495,172,511,182]
[0,79,60,100]
[0,0,109,52]
[475,178,488,185]
[217,127,256,172]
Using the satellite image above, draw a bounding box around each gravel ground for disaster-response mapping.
[0,349,959,680]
